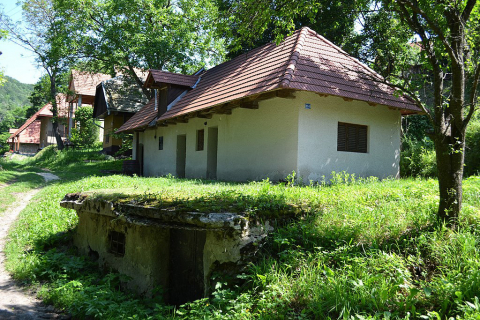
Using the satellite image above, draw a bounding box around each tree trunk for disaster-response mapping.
[434,132,465,226]
[49,74,65,150]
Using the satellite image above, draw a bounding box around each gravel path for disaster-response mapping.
[0,173,69,319]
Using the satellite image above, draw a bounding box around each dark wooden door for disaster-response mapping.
[168,229,206,305]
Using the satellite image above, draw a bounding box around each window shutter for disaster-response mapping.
[347,126,357,151]
[337,122,368,153]
[358,126,367,153]
[337,123,346,151]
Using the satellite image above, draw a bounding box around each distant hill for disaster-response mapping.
[0,76,34,133]
[0,76,34,111]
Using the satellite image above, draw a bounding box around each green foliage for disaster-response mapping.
[0,131,11,154]
[0,75,34,110]
[221,0,369,59]
[401,137,438,178]
[69,106,99,149]
[56,0,226,85]
[26,73,69,119]
[0,76,34,133]
[110,131,133,156]
[465,115,480,177]
[2,158,480,319]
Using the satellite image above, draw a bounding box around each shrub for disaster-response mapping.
[465,115,480,177]
[70,106,99,149]
[401,137,437,178]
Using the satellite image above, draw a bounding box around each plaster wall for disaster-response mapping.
[39,118,67,148]
[103,114,124,149]
[74,210,170,295]
[296,91,401,181]
[140,98,299,181]
[136,92,401,181]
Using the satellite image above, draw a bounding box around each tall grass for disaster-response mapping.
[2,150,480,319]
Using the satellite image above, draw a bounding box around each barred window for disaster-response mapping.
[108,231,126,257]
[337,122,368,153]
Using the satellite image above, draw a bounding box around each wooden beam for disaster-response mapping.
[176,116,189,123]
[367,102,378,106]
[239,101,259,109]
[276,89,296,99]
[197,111,213,119]
[343,97,353,102]
[254,91,278,101]
[317,93,329,98]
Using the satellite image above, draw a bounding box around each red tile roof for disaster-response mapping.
[118,27,421,133]
[145,70,200,88]
[9,94,68,142]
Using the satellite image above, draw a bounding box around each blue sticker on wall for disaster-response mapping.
[305,103,311,109]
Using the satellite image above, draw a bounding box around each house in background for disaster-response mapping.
[8,94,68,154]
[93,74,149,155]
[117,27,422,182]
[67,70,112,140]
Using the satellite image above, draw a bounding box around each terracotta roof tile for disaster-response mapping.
[69,70,112,99]
[145,70,200,88]
[119,27,421,132]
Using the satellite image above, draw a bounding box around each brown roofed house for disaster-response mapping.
[67,70,112,139]
[118,27,422,181]
[9,94,69,154]
[93,73,149,155]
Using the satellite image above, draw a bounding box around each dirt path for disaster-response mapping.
[0,173,69,319]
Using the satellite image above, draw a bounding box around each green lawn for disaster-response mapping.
[1,148,480,319]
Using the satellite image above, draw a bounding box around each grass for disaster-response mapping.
[1,147,480,319]
[0,166,46,215]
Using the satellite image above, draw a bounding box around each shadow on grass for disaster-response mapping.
[266,213,439,260]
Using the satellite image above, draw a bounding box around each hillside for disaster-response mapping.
[0,75,34,110]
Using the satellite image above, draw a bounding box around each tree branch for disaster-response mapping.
[397,0,458,66]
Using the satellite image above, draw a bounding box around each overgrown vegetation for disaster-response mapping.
[401,114,480,178]
[69,106,99,149]
[1,149,480,319]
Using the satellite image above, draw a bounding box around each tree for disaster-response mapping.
[0,0,78,150]
[378,0,479,225]
[70,106,98,148]
[230,0,480,225]
[219,0,369,58]
[26,73,69,119]
[55,0,226,98]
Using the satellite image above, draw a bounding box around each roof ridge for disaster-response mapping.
[279,27,309,88]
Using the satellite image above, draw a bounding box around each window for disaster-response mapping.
[337,122,368,153]
[108,231,126,257]
[158,136,164,150]
[196,129,204,151]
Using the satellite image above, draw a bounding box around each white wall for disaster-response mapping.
[140,97,299,181]
[136,91,401,181]
[296,91,401,182]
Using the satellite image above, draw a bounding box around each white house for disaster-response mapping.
[117,27,421,182]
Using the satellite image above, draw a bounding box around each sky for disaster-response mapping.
[0,0,43,84]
